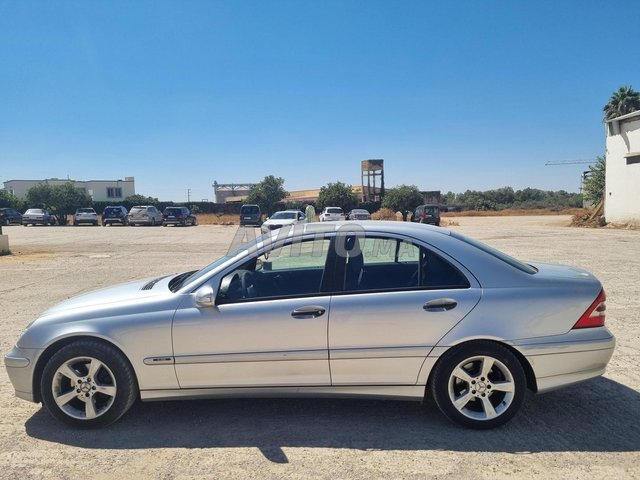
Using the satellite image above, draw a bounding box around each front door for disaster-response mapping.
[172,236,333,388]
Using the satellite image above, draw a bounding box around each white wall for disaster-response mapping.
[3,178,135,202]
[605,117,640,225]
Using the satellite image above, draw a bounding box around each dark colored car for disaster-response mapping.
[412,204,441,226]
[102,206,129,226]
[240,204,261,226]
[0,208,22,225]
[347,209,372,220]
[163,207,197,227]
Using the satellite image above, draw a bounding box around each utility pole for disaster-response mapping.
[187,189,191,203]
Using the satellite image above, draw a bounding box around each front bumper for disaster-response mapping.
[5,345,40,403]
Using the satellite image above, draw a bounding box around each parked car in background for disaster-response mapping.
[412,204,441,226]
[0,208,22,225]
[163,207,197,227]
[127,206,163,226]
[73,208,99,226]
[260,210,307,234]
[319,207,346,222]
[5,221,615,429]
[102,206,129,226]
[239,204,261,226]
[347,209,371,220]
[22,208,57,226]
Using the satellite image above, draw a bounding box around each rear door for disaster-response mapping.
[328,234,481,385]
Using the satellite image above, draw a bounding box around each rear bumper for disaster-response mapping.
[103,218,126,224]
[511,327,616,393]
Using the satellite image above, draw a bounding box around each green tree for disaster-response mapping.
[26,183,56,209]
[26,182,92,223]
[603,86,640,120]
[52,182,93,222]
[316,181,358,212]
[245,175,288,215]
[124,194,160,204]
[583,156,606,206]
[0,189,23,210]
[381,185,423,220]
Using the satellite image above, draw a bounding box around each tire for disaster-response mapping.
[150,218,156,226]
[73,221,78,226]
[430,341,526,429]
[40,339,138,428]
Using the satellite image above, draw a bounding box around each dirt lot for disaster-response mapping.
[0,217,638,480]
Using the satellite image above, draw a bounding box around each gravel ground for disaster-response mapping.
[0,217,638,480]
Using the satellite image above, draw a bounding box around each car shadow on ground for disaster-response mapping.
[25,377,639,463]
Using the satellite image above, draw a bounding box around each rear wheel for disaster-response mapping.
[41,339,138,428]
[431,341,526,429]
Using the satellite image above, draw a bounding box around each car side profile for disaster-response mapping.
[5,222,615,429]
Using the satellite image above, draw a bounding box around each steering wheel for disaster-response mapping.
[235,270,257,298]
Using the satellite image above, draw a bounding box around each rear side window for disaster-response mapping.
[343,236,469,292]
[450,231,537,274]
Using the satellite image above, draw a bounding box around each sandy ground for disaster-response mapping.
[0,216,638,480]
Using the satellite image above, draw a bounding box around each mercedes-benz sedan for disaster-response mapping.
[5,222,615,429]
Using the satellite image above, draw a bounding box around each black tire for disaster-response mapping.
[430,341,526,429]
[40,339,138,428]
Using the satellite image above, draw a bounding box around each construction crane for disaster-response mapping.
[545,159,597,166]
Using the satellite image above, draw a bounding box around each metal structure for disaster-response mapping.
[360,159,385,202]
[544,159,596,166]
[212,181,257,203]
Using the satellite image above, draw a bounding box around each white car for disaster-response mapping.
[128,206,163,226]
[261,210,307,234]
[73,208,98,226]
[319,207,346,222]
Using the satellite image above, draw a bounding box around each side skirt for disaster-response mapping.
[140,385,426,402]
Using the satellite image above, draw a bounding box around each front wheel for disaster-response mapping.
[430,341,526,429]
[41,339,138,428]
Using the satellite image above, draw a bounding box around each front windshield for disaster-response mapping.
[172,234,266,291]
[26,209,43,214]
[271,212,297,219]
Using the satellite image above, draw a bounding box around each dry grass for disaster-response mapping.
[442,208,587,217]
[371,208,400,221]
[196,213,243,225]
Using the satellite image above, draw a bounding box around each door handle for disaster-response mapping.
[291,306,326,319]
[423,298,457,312]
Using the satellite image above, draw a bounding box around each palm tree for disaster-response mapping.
[603,86,640,120]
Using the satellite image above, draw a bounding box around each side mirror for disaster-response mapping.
[194,285,215,307]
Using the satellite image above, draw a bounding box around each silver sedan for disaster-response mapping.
[4,221,615,429]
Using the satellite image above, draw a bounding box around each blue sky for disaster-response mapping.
[1,1,639,201]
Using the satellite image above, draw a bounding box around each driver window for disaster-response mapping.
[217,238,330,303]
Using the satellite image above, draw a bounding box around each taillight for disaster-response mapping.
[573,289,606,329]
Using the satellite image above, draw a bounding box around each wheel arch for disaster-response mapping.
[425,339,538,399]
[32,335,138,403]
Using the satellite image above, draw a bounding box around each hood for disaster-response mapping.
[40,275,175,317]
[263,218,297,226]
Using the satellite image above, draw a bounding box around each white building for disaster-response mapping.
[3,177,135,202]
[605,111,640,225]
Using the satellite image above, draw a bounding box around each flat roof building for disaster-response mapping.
[3,177,135,202]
